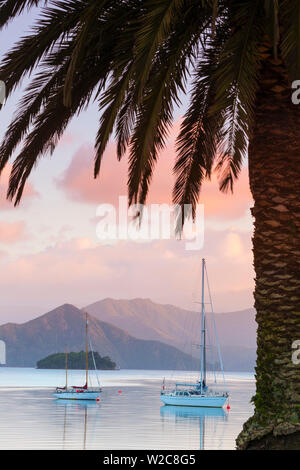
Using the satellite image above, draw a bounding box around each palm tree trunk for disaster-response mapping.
[236,50,300,450]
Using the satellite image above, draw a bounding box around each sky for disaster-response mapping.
[0,7,255,323]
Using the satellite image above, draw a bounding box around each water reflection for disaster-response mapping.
[0,370,254,449]
[54,399,100,450]
[160,406,227,450]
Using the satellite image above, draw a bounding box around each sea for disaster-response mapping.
[0,368,254,450]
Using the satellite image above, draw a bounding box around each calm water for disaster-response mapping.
[0,368,254,450]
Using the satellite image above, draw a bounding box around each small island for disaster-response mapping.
[37,351,116,370]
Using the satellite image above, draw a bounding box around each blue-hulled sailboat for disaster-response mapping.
[160,258,229,408]
[54,313,101,401]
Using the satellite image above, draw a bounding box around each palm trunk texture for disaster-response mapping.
[236,49,300,450]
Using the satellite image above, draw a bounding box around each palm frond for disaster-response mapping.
[211,0,264,192]
[173,22,228,225]
[280,0,300,80]
[93,0,143,176]
[0,64,68,172]
[133,0,189,98]
[264,0,279,59]
[63,0,109,106]
[0,0,47,29]
[127,3,213,205]
[6,40,112,204]
[94,66,135,177]
[1,0,298,214]
[0,0,87,99]
[115,84,138,161]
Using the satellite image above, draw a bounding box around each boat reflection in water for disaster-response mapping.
[53,313,101,401]
[160,405,227,450]
[160,259,229,408]
[54,399,100,450]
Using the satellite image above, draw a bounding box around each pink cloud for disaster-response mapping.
[0,221,27,244]
[57,121,253,221]
[0,164,39,209]
[57,132,75,147]
[56,143,127,206]
[200,168,252,220]
[0,227,254,322]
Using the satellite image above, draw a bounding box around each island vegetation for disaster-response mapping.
[37,351,116,370]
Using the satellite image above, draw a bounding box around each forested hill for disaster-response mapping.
[37,351,116,370]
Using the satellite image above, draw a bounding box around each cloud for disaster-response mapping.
[58,132,74,146]
[0,164,39,209]
[223,232,245,258]
[56,143,128,206]
[57,122,252,221]
[0,221,27,244]
[200,169,252,220]
[0,227,254,322]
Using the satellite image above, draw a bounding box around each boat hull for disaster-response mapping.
[53,391,100,400]
[160,394,227,408]
[160,405,226,418]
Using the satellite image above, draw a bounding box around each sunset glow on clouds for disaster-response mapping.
[0,6,259,325]
[0,101,254,322]
[57,126,253,221]
[0,221,27,244]
[0,164,38,210]
[0,230,254,323]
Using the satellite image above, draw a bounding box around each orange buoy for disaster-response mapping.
[118,390,122,394]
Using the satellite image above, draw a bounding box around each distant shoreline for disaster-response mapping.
[36,351,117,371]
[0,365,254,373]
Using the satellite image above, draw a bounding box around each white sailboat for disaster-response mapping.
[54,313,102,400]
[160,258,229,408]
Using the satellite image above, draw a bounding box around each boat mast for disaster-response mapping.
[203,316,206,386]
[85,312,88,387]
[204,262,226,386]
[65,344,68,389]
[200,258,206,393]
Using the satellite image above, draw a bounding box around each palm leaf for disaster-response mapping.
[0,0,47,29]
[94,66,135,177]
[63,0,109,106]
[133,0,189,98]
[211,0,264,192]
[0,0,87,99]
[0,64,68,172]
[280,0,300,80]
[173,23,227,226]
[127,2,213,205]
[93,0,143,176]
[5,29,115,203]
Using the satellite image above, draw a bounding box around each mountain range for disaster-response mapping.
[85,298,257,371]
[0,304,200,369]
[0,298,257,371]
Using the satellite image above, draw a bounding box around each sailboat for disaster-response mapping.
[53,313,102,400]
[160,258,229,408]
